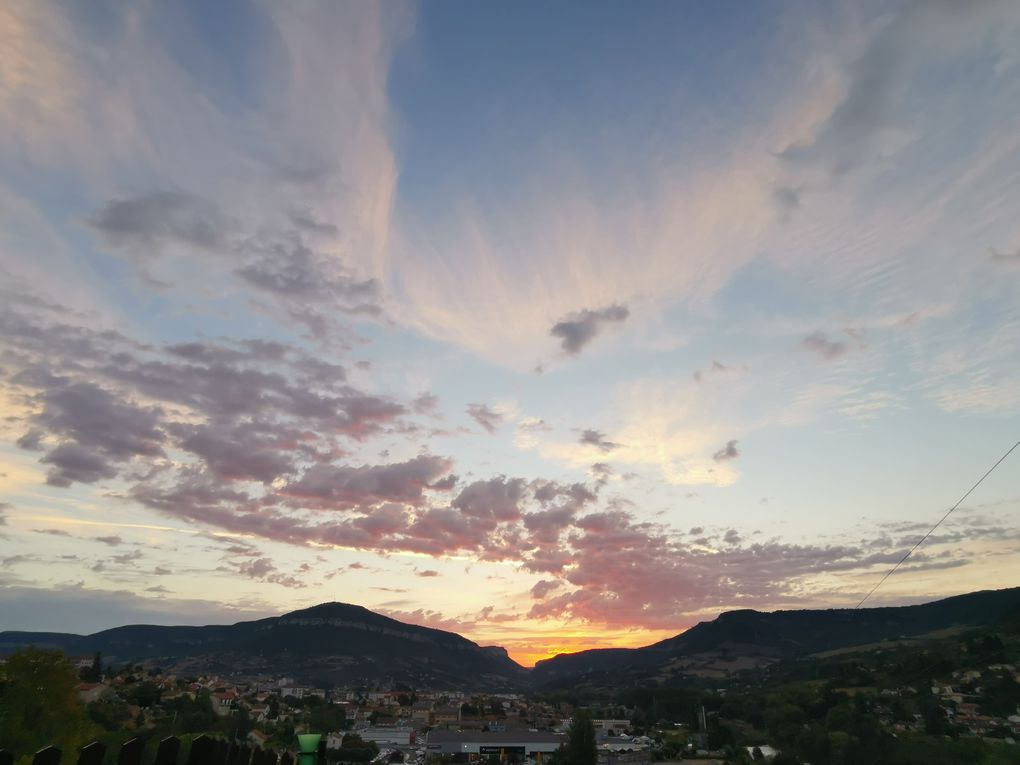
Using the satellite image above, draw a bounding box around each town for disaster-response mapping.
[5,626,1020,765]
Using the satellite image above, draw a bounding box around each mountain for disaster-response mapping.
[4,589,1018,690]
[0,602,526,690]
[531,587,1020,686]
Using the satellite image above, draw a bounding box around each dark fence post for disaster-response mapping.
[117,739,144,765]
[186,735,216,765]
[261,750,278,765]
[214,741,228,765]
[278,753,293,765]
[0,750,15,765]
[77,742,106,765]
[33,747,62,765]
[154,738,180,765]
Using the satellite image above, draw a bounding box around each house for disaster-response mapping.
[412,702,433,724]
[744,745,781,761]
[77,683,107,704]
[433,705,461,726]
[212,690,239,716]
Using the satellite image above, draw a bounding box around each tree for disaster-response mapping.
[0,648,97,758]
[80,652,102,683]
[550,712,597,765]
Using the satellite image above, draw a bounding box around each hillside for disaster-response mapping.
[5,589,1019,691]
[0,602,526,690]
[531,587,1020,686]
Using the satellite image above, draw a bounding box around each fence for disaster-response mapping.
[0,735,316,765]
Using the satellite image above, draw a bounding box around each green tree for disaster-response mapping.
[79,652,103,683]
[0,648,97,759]
[550,712,597,765]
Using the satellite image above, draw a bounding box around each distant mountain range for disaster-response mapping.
[2,588,1018,689]
[0,602,526,690]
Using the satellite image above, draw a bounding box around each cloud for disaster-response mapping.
[712,440,740,463]
[236,557,306,589]
[89,191,227,251]
[0,584,276,633]
[452,477,527,522]
[467,403,504,434]
[550,304,630,356]
[801,331,850,361]
[530,579,563,600]
[18,378,167,487]
[578,429,620,453]
[282,455,452,509]
[34,528,71,537]
[416,569,440,578]
[40,443,119,487]
[779,1,1019,179]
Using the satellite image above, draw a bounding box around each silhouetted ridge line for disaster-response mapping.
[855,440,1020,609]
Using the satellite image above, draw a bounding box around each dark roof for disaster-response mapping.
[427,730,564,745]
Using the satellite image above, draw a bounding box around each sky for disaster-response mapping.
[1,0,1019,668]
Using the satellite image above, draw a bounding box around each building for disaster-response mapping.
[433,705,462,726]
[361,727,416,746]
[425,730,564,763]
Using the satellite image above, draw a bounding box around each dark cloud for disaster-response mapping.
[34,528,72,537]
[15,430,44,451]
[466,403,504,434]
[170,420,299,484]
[712,439,740,462]
[41,443,120,486]
[282,455,452,509]
[110,550,144,566]
[94,535,124,547]
[89,191,227,251]
[19,379,167,487]
[452,477,527,522]
[289,208,339,237]
[801,331,850,361]
[89,191,383,337]
[550,304,629,356]
[235,234,381,320]
[416,569,440,577]
[236,557,306,589]
[579,429,620,453]
[530,579,563,600]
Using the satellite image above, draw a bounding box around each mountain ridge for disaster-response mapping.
[3,588,1018,687]
[530,587,1020,684]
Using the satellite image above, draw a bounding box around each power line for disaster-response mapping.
[855,440,1020,610]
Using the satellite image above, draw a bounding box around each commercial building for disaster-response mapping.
[424,730,564,763]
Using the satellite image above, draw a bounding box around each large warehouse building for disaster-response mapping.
[424,730,565,762]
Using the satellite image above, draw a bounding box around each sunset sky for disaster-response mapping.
[2,0,1020,667]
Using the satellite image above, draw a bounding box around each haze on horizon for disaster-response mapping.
[1,0,1019,668]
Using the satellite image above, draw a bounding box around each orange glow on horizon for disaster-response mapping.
[497,628,682,668]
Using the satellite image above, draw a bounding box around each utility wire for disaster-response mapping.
[855,440,1020,610]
